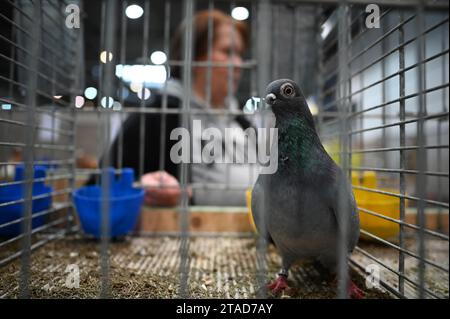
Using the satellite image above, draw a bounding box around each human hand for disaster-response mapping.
[140,171,190,207]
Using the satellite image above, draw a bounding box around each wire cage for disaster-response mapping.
[0,0,448,299]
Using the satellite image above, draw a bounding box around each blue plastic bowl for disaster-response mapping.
[73,168,144,238]
[0,165,52,237]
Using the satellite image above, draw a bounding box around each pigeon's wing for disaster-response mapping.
[251,176,274,244]
[326,167,360,253]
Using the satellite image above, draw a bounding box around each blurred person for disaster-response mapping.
[105,9,258,206]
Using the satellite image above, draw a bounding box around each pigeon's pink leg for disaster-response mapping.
[267,275,289,295]
[333,276,365,299]
[349,280,365,299]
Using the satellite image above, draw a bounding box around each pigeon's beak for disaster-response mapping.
[265,93,276,106]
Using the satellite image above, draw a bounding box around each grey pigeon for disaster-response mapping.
[251,79,363,298]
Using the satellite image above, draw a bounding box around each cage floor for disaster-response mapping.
[1,235,393,299]
[352,236,449,299]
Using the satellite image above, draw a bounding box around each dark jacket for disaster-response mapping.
[89,90,252,185]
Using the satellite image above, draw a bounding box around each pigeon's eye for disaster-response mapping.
[280,83,295,98]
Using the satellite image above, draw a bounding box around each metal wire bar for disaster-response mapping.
[350,49,450,98]
[138,0,150,179]
[40,4,78,50]
[358,207,449,241]
[0,117,74,137]
[117,0,127,169]
[0,141,75,151]
[350,258,406,299]
[359,229,448,273]
[255,0,271,298]
[323,80,449,114]
[272,0,449,8]
[99,0,117,298]
[336,2,351,299]
[65,0,80,236]
[322,33,338,54]
[71,106,251,115]
[0,75,73,109]
[0,216,70,252]
[158,0,171,172]
[352,184,449,208]
[319,81,339,100]
[0,203,71,230]
[350,12,416,63]
[0,173,74,188]
[322,69,338,88]
[351,248,443,299]
[436,13,448,235]
[205,0,213,108]
[0,11,76,66]
[381,5,388,188]
[0,33,76,82]
[95,0,106,186]
[350,166,449,178]
[166,59,256,68]
[354,248,442,299]
[0,188,72,209]
[349,112,449,135]
[6,3,17,100]
[0,159,74,166]
[350,7,393,45]
[0,227,72,268]
[18,0,41,298]
[0,98,75,120]
[317,4,326,138]
[350,16,449,78]
[349,83,450,118]
[351,144,449,154]
[0,52,74,93]
[398,11,408,295]
[178,0,194,298]
[415,1,427,298]
[271,4,279,79]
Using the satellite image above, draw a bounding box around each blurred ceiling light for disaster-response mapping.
[53,95,63,99]
[101,96,114,108]
[113,101,122,110]
[116,64,167,86]
[150,51,167,65]
[84,87,97,100]
[137,88,151,100]
[125,4,144,19]
[231,7,249,21]
[100,51,113,63]
[1,104,12,110]
[129,82,144,93]
[75,96,85,108]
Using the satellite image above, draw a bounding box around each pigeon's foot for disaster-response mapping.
[349,280,365,299]
[332,276,365,299]
[267,275,289,295]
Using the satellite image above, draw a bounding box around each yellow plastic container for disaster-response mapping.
[245,188,258,233]
[353,171,400,241]
[246,171,401,241]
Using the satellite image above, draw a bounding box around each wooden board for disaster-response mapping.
[136,206,449,235]
[136,206,253,233]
